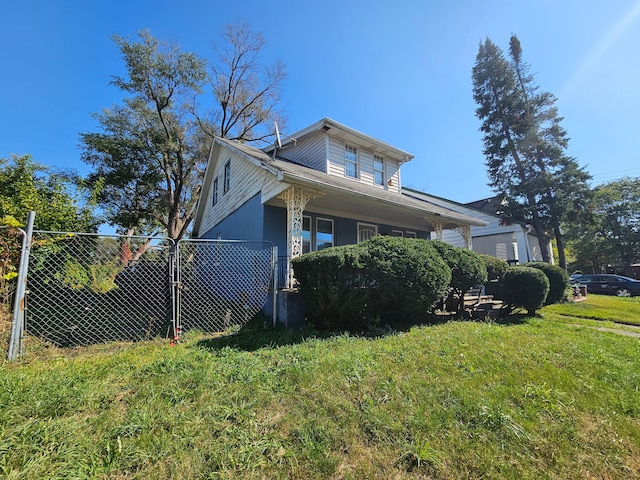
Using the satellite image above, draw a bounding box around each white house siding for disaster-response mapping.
[198,149,273,236]
[326,137,401,193]
[277,132,327,172]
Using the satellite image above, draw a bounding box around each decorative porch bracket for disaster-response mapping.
[427,216,444,241]
[454,225,473,250]
[278,186,322,288]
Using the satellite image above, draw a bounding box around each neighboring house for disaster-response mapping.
[403,189,551,264]
[192,118,486,288]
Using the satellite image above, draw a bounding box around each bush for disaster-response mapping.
[361,237,451,325]
[430,241,488,312]
[291,244,367,331]
[479,254,509,281]
[501,267,550,316]
[292,237,451,330]
[522,262,570,304]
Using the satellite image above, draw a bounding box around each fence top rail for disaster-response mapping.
[31,230,175,244]
[177,238,274,247]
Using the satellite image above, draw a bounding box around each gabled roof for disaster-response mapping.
[264,118,415,164]
[191,137,486,237]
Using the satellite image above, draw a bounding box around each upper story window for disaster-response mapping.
[373,155,385,186]
[223,158,231,194]
[344,145,358,178]
[212,176,219,206]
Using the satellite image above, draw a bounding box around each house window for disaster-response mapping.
[391,230,403,237]
[405,231,417,238]
[212,176,219,206]
[316,218,334,251]
[358,223,377,243]
[223,159,231,194]
[302,216,311,254]
[373,155,385,186]
[344,145,358,178]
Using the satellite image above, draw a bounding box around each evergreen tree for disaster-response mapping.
[472,35,591,268]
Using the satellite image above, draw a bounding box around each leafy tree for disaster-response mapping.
[472,35,591,268]
[81,25,286,242]
[0,154,97,304]
[0,154,96,232]
[567,177,640,275]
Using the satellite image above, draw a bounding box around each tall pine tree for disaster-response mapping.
[472,35,591,268]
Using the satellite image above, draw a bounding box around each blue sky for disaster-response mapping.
[2,0,640,204]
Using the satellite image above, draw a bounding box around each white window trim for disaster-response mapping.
[391,229,403,237]
[357,222,378,243]
[223,158,231,194]
[344,144,359,179]
[302,215,312,254]
[212,176,219,206]
[405,231,417,238]
[373,154,385,186]
[316,217,334,250]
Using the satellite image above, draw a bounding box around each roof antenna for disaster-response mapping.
[272,122,282,160]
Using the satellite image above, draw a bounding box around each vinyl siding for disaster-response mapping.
[327,137,401,192]
[277,131,327,172]
[198,148,274,236]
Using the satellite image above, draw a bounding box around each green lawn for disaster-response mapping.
[543,293,640,326]
[0,301,639,479]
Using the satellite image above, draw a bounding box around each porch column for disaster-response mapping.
[454,225,473,250]
[278,186,318,288]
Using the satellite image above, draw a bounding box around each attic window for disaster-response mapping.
[344,145,358,178]
[212,176,219,206]
[223,158,231,194]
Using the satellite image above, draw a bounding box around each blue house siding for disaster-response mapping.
[200,193,264,241]
[263,205,288,253]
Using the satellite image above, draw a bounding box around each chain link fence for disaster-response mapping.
[177,239,276,333]
[24,232,176,348]
[4,228,277,359]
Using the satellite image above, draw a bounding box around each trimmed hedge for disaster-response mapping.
[430,241,488,312]
[522,262,570,304]
[479,254,509,282]
[501,266,550,316]
[292,237,451,330]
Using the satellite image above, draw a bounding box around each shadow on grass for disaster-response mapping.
[193,311,534,353]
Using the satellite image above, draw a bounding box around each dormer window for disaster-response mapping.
[344,145,358,178]
[374,155,385,186]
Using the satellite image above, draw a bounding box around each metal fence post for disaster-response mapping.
[8,211,35,361]
[272,246,278,328]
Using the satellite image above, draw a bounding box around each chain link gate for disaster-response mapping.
[6,226,278,359]
[176,239,277,335]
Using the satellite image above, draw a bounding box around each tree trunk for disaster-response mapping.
[553,225,566,269]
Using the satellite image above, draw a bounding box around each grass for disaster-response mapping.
[0,301,639,479]
[543,293,640,326]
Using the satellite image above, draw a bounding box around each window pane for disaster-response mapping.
[316,219,333,250]
[374,170,384,185]
[302,216,311,254]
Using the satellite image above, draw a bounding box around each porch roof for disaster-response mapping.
[217,137,487,230]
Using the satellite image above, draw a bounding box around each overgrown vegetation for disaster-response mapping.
[1,303,639,479]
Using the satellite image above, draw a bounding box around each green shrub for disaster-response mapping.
[291,244,367,330]
[522,262,570,304]
[430,241,487,312]
[361,237,451,325]
[479,254,509,281]
[501,267,550,316]
[292,237,451,330]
